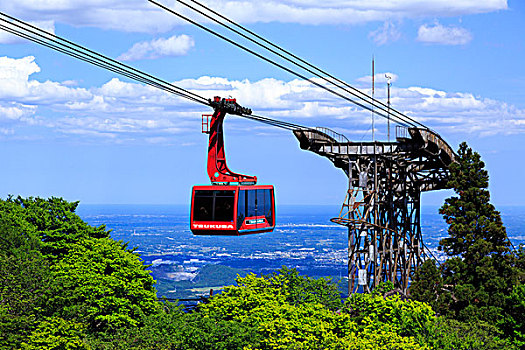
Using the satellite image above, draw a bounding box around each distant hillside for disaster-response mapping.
[192,264,249,287]
[155,264,250,299]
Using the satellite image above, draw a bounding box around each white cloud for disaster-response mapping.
[0,127,14,135]
[1,56,524,142]
[0,0,177,34]
[0,0,508,32]
[0,56,91,103]
[118,35,195,61]
[182,0,507,25]
[0,20,55,44]
[0,102,36,122]
[368,22,401,45]
[417,22,473,45]
[0,56,40,96]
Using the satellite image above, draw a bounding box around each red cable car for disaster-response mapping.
[190,97,276,236]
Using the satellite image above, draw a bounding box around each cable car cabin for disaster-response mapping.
[191,185,275,235]
[191,97,275,235]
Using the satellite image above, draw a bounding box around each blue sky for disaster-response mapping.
[0,0,523,208]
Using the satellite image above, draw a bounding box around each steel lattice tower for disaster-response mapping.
[294,126,455,294]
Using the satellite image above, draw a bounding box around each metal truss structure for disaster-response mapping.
[293,126,455,294]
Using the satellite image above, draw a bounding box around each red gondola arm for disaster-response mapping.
[206,97,257,185]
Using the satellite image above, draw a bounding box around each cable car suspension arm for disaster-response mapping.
[205,97,258,185]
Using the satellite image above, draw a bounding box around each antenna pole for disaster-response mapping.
[372,57,375,141]
[385,74,392,142]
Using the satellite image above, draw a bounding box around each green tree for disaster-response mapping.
[344,290,435,340]
[409,260,453,317]
[422,317,514,350]
[257,266,343,310]
[438,143,519,323]
[184,269,427,350]
[439,143,510,260]
[411,142,525,346]
[0,196,162,347]
[505,283,525,347]
[2,196,109,259]
[191,271,349,349]
[0,214,52,349]
[86,302,187,350]
[84,269,352,350]
[46,237,159,332]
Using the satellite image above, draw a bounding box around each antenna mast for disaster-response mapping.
[371,57,375,141]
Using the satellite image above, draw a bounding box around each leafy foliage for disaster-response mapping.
[409,260,452,317]
[244,266,343,310]
[505,283,525,347]
[46,237,159,332]
[85,302,187,350]
[0,196,158,348]
[177,270,432,350]
[92,269,436,350]
[21,317,88,350]
[0,196,109,259]
[344,291,435,339]
[0,213,52,349]
[190,270,350,349]
[420,317,514,350]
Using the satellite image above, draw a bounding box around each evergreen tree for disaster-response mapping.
[411,142,525,345]
[439,142,510,260]
[409,259,452,317]
[438,142,518,323]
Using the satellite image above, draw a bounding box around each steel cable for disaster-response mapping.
[0,12,210,106]
[159,0,427,129]
[148,0,414,128]
[0,13,317,133]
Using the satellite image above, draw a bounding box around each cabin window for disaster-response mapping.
[237,188,274,226]
[193,190,213,221]
[257,189,265,218]
[237,190,246,229]
[247,189,257,218]
[214,190,235,221]
[193,190,235,222]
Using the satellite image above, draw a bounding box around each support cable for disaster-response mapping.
[0,13,210,106]
[243,113,306,130]
[161,0,427,130]
[0,24,204,104]
[0,13,313,132]
[148,0,415,128]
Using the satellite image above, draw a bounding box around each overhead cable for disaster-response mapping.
[0,12,210,106]
[240,113,307,131]
[166,0,427,129]
[148,0,415,128]
[0,12,312,132]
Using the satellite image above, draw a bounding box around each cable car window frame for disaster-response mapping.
[264,189,273,226]
[193,189,235,222]
[256,189,265,227]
